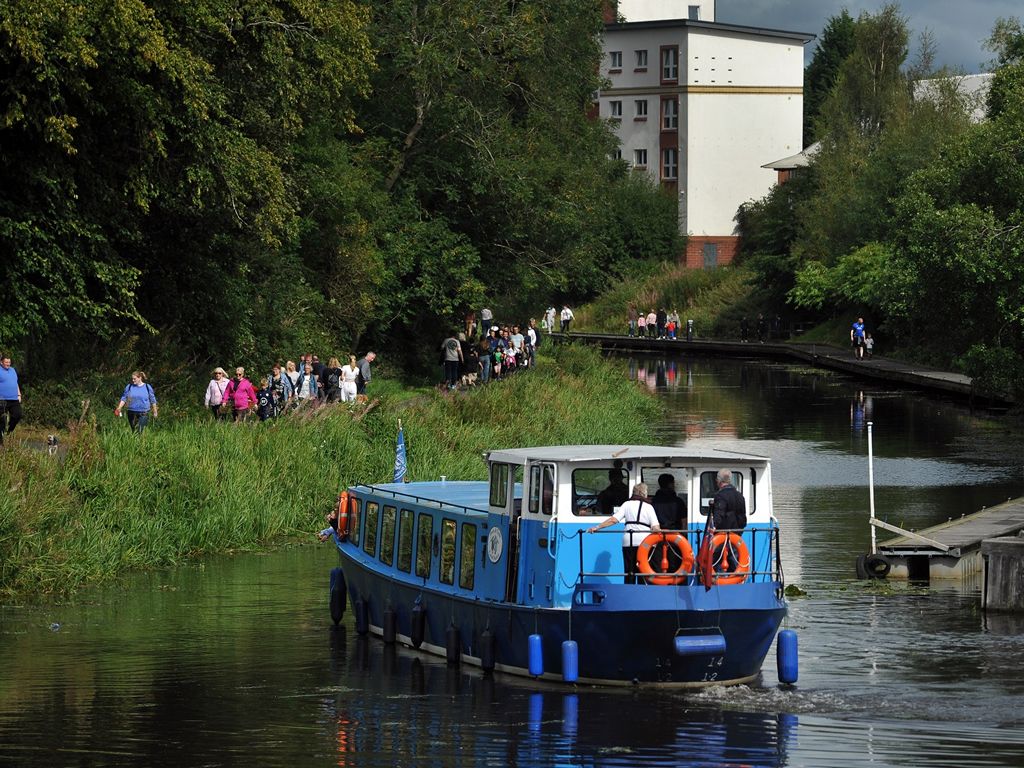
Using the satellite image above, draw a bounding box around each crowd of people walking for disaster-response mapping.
[444,314,547,391]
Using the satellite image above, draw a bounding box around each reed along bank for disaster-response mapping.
[0,346,660,600]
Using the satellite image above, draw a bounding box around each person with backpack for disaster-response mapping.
[322,357,344,403]
[115,371,158,433]
[223,367,257,421]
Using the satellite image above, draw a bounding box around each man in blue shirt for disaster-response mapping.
[0,355,23,445]
[850,317,866,360]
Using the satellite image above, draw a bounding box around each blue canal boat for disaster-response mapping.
[326,445,790,687]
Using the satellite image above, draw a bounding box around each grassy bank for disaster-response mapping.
[573,263,756,337]
[0,345,660,600]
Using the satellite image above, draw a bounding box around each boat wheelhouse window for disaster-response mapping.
[489,463,510,507]
[350,499,361,547]
[572,466,629,517]
[363,502,380,556]
[459,522,476,590]
[698,471,744,516]
[415,513,434,578]
[380,505,397,566]
[528,464,555,515]
[397,509,414,572]
[439,518,457,585]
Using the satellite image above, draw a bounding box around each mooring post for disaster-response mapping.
[868,421,877,556]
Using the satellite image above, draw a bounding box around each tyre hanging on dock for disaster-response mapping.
[329,567,347,625]
[855,553,891,579]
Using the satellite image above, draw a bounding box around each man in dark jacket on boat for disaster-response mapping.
[710,469,746,531]
[651,473,686,530]
[596,464,629,515]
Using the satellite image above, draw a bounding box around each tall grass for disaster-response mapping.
[0,346,660,600]
[574,263,755,337]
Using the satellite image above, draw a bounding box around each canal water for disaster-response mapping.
[2,356,1024,767]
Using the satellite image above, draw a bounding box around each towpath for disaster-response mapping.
[550,332,1012,406]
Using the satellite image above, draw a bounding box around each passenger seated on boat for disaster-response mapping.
[596,463,629,516]
[587,482,661,584]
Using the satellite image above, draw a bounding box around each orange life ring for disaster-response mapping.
[710,532,750,584]
[335,491,351,540]
[637,532,695,585]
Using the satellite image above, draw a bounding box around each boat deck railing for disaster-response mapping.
[574,526,782,585]
[353,484,489,518]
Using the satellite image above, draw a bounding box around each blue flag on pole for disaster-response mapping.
[394,421,407,483]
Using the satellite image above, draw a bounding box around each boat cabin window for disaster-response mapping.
[397,509,414,572]
[380,505,397,567]
[459,522,476,590]
[528,464,555,515]
[350,499,362,547]
[440,519,457,585]
[698,471,745,516]
[363,502,380,557]
[415,513,434,578]
[490,463,510,508]
[573,466,629,517]
[641,468,689,521]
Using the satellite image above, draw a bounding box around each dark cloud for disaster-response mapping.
[715,0,1020,72]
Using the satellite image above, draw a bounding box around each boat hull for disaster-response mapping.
[337,550,786,687]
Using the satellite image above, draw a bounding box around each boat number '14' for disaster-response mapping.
[703,656,724,682]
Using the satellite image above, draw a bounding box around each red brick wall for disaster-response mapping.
[683,236,740,269]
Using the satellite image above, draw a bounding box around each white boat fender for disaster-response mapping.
[777,629,798,684]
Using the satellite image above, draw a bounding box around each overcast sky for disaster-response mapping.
[716,1,1020,73]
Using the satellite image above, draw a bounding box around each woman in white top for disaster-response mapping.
[340,355,360,403]
[204,367,230,419]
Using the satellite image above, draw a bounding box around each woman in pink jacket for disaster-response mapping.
[222,366,257,421]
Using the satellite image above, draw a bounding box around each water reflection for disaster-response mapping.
[322,631,800,768]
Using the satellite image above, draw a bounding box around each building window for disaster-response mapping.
[397,508,413,572]
[609,100,622,118]
[379,505,396,566]
[440,518,457,585]
[415,512,433,578]
[611,148,622,161]
[635,49,648,69]
[634,99,647,119]
[662,47,678,81]
[702,242,719,270]
[662,98,678,130]
[688,4,700,20]
[609,50,622,70]
[662,148,678,180]
[633,149,648,168]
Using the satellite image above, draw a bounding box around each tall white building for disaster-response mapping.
[599,5,812,267]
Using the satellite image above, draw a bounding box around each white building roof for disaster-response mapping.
[762,141,820,170]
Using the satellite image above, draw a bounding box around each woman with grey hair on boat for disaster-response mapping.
[587,482,661,584]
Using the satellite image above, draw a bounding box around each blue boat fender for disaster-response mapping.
[329,567,347,625]
[777,629,798,684]
[674,634,727,657]
[446,624,461,665]
[480,629,496,672]
[354,599,369,635]
[561,640,579,683]
[410,603,426,648]
[528,633,544,677]
[383,606,397,644]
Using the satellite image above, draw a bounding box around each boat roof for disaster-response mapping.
[486,445,769,464]
[354,481,491,513]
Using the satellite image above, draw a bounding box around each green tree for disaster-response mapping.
[803,9,856,146]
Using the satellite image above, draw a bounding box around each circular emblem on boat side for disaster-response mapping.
[487,527,503,563]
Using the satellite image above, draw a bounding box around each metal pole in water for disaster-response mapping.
[867,421,877,556]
